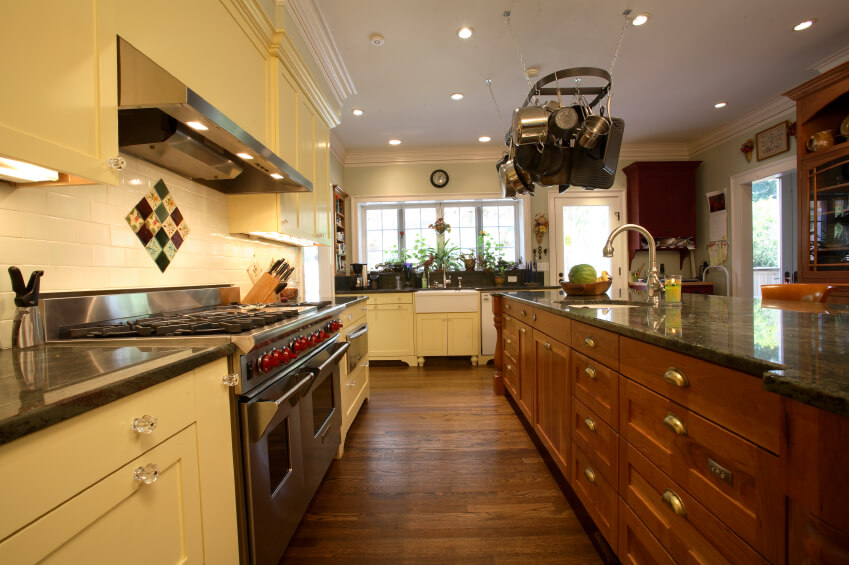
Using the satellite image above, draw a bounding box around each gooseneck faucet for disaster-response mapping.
[603,223,662,305]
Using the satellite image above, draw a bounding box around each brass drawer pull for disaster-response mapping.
[505,304,511,310]
[506,363,512,371]
[663,367,689,388]
[532,313,537,321]
[584,417,597,432]
[504,314,511,321]
[583,467,596,483]
[544,342,552,350]
[584,336,596,348]
[519,328,526,334]
[584,366,597,379]
[663,413,688,436]
[520,309,527,316]
[662,489,687,516]
[506,338,512,344]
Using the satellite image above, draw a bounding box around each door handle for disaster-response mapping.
[247,374,312,441]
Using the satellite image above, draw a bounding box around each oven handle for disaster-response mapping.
[308,341,350,383]
[246,374,313,442]
[347,324,368,340]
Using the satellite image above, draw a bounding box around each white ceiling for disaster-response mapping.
[313,0,849,156]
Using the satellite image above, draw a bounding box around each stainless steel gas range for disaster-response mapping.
[41,285,350,565]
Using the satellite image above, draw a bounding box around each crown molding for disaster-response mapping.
[688,95,795,156]
[811,45,849,74]
[619,144,690,160]
[344,145,505,166]
[285,0,356,106]
[222,0,275,51]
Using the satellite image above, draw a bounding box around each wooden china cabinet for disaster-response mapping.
[785,60,849,283]
[333,185,348,275]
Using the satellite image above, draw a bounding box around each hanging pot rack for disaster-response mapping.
[522,67,612,110]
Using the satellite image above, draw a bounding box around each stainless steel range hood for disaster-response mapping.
[117,37,311,194]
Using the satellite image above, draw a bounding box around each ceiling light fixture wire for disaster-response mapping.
[485,78,503,121]
[503,11,535,92]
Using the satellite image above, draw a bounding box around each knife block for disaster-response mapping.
[242,273,280,304]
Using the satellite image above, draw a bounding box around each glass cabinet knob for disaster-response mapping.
[107,156,126,171]
[134,463,160,485]
[131,415,158,434]
[222,373,240,387]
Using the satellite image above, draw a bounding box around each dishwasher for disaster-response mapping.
[480,293,496,356]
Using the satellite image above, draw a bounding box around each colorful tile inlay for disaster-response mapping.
[125,178,189,272]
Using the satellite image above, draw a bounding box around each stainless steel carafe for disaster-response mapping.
[8,267,45,348]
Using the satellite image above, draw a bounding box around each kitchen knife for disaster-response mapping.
[281,266,295,281]
[275,260,289,279]
[268,259,283,274]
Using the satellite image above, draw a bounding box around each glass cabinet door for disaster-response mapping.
[808,152,849,272]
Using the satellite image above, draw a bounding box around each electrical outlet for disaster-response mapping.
[507,275,518,283]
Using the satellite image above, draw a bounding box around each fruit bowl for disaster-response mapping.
[559,280,612,296]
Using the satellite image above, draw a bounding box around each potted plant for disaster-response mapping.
[428,217,451,235]
[492,258,518,286]
[477,231,503,272]
[459,253,476,271]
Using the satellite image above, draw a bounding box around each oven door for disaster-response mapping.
[240,370,312,565]
[300,340,349,495]
[346,323,368,374]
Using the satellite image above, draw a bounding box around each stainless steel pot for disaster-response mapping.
[511,106,548,145]
[548,106,580,139]
[578,115,610,149]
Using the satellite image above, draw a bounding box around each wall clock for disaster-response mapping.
[430,169,449,188]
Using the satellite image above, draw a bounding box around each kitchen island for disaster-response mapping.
[492,289,849,564]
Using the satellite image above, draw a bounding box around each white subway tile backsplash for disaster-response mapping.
[0,155,301,349]
[47,192,91,222]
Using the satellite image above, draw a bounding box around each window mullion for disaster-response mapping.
[397,208,404,261]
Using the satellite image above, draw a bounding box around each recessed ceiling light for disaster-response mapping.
[186,121,208,131]
[714,102,727,109]
[478,136,492,143]
[352,108,364,116]
[457,27,474,39]
[270,173,284,179]
[450,93,464,101]
[793,19,816,31]
[388,139,402,145]
[525,67,540,79]
[369,33,385,46]
[236,152,253,160]
[631,13,651,26]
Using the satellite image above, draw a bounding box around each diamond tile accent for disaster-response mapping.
[125,178,189,272]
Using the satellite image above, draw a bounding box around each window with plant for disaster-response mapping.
[360,200,520,271]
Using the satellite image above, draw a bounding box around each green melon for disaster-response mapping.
[568,264,598,284]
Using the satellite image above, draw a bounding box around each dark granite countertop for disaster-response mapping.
[494,290,849,417]
[335,285,559,295]
[0,342,234,446]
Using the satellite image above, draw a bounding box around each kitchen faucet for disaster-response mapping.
[702,265,730,296]
[443,271,451,289]
[603,223,662,306]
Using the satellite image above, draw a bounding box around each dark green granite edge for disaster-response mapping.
[0,344,235,446]
[764,370,849,416]
[526,297,780,378]
[334,296,370,306]
[335,286,560,295]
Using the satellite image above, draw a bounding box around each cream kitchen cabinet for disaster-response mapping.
[0,1,119,185]
[0,358,239,565]
[415,313,480,365]
[338,301,370,457]
[367,294,416,365]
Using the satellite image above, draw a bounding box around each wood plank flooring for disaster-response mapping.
[279,363,603,564]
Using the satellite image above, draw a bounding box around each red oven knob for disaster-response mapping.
[281,347,293,363]
[271,348,283,366]
[319,329,328,341]
[259,353,273,373]
[308,333,318,346]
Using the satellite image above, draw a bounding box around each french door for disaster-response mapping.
[549,191,627,299]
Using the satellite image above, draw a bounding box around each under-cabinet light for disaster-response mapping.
[236,153,253,160]
[0,156,59,183]
[186,121,209,131]
[270,173,284,180]
[249,232,316,246]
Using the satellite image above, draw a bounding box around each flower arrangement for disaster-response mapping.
[428,217,451,234]
[740,139,754,162]
[533,213,549,245]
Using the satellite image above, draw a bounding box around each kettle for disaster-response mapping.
[9,266,45,348]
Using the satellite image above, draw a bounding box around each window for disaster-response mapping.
[360,199,521,269]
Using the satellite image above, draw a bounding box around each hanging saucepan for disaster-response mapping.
[499,158,526,198]
[548,106,581,140]
[578,115,611,149]
[496,155,511,197]
[515,162,535,195]
[511,106,548,145]
[512,143,542,172]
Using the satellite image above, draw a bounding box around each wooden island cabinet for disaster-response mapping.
[492,295,849,564]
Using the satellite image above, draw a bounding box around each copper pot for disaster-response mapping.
[807,130,835,152]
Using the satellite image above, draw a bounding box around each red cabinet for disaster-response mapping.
[623,161,701,265]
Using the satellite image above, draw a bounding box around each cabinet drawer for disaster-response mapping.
[503,331,520,361]
[0,425,203,564]
[503,356,519,398]
[619,442,768,565]
[341,356,369,414]
[0,373,196,541]
[340,303,368,330]
[618,499,675,565]
[572,350,619,429]
[571,397,618,484]
[571,321,619,370]
[534,308,570,345]
[503,299,533,322]
[619,377,781,561]
[571,446,618,551]
[371,293,413,304]
[619,337,779,453]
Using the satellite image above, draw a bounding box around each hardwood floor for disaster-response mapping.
[280,363,603,564]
